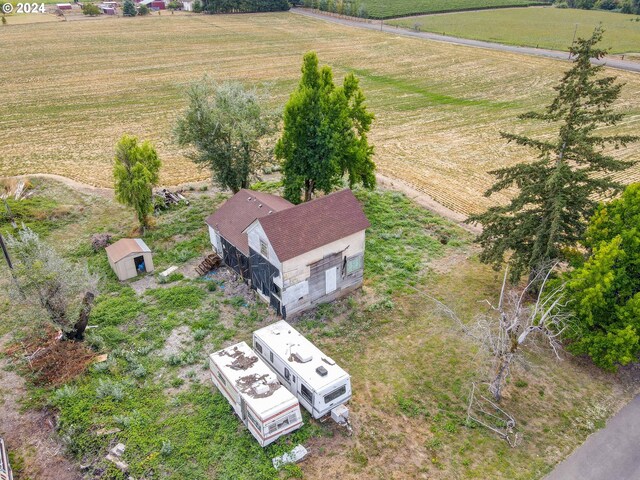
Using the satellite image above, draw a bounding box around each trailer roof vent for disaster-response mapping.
[322,357,336,366]
[294,349,313,363]
[316,366,328,377]
[254,383,269,395]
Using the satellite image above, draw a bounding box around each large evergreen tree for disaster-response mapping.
[123,0,137,16]
[562,184,640,370]
[469,28,638,281]
[276,52,375,204]
[113,135,161,231]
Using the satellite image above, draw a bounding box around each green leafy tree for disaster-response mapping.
[469,28,638,282]
[82,3,102,15]
[6,228,98,340]
[192,0,202,12]
[276,52,375,204]
[123,0,137,15]
[113,135,161,231]
[562,184,640,370]
[137,3,150,14]
[175,79,278,193]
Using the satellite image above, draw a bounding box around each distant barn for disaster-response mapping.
[105,238,154,281]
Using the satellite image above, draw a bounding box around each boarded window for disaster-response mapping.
[324,384,347,404]
[300,383,313,404]
[260,240,268,258]
[346,255,363,275]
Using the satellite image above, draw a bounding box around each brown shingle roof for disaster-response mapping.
[105,238,151,263]
[205,189,294,256]
[258,189,370,262]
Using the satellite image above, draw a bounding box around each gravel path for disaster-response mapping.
[291,8,640,74]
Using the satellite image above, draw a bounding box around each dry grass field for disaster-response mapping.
[1,12,639,215]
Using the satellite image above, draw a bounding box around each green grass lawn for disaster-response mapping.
[388,6,640,53]
[361,0,546,19]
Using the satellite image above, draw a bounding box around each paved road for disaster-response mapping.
[291,8,640,74]
[546,395,640,480]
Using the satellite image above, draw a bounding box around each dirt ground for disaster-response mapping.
[0,335,81,480]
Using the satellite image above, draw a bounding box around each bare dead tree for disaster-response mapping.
[435,264,571,403]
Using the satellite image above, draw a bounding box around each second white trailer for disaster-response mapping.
[253,321,352,420]
[209,342,303,447]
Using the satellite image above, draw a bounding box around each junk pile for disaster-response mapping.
[195,253,221,276]
[153,189,189,212]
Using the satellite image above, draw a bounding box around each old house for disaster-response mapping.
[206,189,370,318]
[105,238,154,281]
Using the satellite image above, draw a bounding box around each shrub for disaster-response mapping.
[138,3,150,14]
[123,0,136,15]
[167,0,182,9]
[192,0,202,11]
[96,379,125,400]
[147,285,206,311]
[82,3,102,15]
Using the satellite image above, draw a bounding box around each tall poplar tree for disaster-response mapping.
[276,52,375,204]
[469,28,638,281]
[113,135,161,232]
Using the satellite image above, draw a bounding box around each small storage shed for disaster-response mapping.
[209,342,303,447]
[105,238,154,281]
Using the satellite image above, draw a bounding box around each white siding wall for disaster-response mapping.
[246,222,282,271]
[280,230,365,313]
[208,226,223,254]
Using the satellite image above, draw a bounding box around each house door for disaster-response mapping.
[325,267,337,295]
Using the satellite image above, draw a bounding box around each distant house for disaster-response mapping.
[182,0,193,10]
[206,189,370,317]
[105,238,154,281]
[138,0,166,9]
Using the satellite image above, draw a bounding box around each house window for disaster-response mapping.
[273,282,281,298]
[346,255,363,275]
[255,342,263,354]
[260,240,269,258]
[300,383,313,404]
[324,385,347,404]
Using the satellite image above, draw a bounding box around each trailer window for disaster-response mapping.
[270,351,274,363]
[284,368,290,381]
[217,372,227,387]
[300,384,313,404]
[324,385,347,404]
[255,341,263,354]
[267,412,297,434]
[247,412,260,430]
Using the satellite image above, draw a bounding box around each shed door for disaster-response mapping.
[325,267,337,295]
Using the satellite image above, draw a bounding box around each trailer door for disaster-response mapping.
[240,397,248,421]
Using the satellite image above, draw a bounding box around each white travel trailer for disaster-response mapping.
[253,321,352,421]
[209,342,303,447]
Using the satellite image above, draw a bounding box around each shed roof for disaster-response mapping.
[205,189,293,256]
[105,238,151,263]
[258,189,370,262]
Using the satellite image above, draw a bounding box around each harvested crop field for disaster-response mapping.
[1,12,639,215]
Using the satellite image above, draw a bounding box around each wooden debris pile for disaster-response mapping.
[153,188,189,212]
[91,233,112,252]
[195,253,221,276]
[5,329,96,387]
